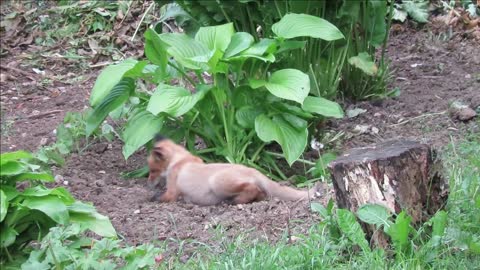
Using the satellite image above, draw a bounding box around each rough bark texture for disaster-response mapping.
[328,139,449,245]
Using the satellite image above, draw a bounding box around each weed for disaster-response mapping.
[0,151,115,266]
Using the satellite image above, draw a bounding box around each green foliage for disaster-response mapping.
[87,18,345,177]
[0,151,115,265]
[393,0,429,23]
[35,1,127,46]
[36,111,116,166]
[160,0,393,100]
[21,224,161,270]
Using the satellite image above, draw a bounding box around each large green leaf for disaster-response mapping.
[2,186,19,201]
[22,186,75,204]
[22,196,69,225]
[90,59,138,107]
[13,172,54,182]
[272,13,344,41]
[385,211,412,252]
[144,28,168,69]
[367,1,388,47]
[224,32,254,58]
[0,151,32,165]
[122,110,164,159]
[147,84,211,117]
[68,202,116,237]
[302,96,344,118]
[348,52,378,76]
[255,113,307,165]
[0,161,25,176]
[259,69,310,104]
[403,1,429,23]
[357,204,392,227]
[0,190,7,222]
[230,38,277,62]
[86,77,135,136]
[195,23,234,52]
[159,33,210,70]
[235,106,264,129]
[0,225,17,248]
[431,210,447,238]
[337,209,370,253]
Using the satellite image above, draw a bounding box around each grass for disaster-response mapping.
[157,133,480,270]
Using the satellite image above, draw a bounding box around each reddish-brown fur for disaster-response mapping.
[147,138,318,205]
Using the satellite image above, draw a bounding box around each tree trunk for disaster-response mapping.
[328,139,449,245]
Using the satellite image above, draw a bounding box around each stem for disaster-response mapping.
[250,142,266,163]
[274,1,283,18]
[195,70,206,84]
[265,151,315,166]
[264,155,287,180]
[167,62,196,86]
[3,247,12,262]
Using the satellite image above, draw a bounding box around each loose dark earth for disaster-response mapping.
[1,22,479,254]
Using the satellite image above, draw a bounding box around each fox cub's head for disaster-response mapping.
[147,135,172,188]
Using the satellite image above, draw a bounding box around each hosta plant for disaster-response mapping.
[0,151,115,264]
[87,14,345,178]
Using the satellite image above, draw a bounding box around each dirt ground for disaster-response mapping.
[1,21,479,252]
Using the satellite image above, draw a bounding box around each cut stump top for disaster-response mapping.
[328,139,429,168]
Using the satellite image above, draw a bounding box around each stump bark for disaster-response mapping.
[328,139,448,245]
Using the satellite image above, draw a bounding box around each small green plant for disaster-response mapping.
[36,111,116,166]
[87,15,345,178]
[393,0,430,23]
[21,224,162,270]
[0,151,115,265]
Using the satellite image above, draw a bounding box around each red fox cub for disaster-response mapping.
[147,135,319,206]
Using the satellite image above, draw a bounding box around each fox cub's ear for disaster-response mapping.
[152,147,165,161]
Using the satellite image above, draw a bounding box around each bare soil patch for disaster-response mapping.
[1,22,478,251]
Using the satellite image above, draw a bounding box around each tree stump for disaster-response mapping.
[328,139,448,245]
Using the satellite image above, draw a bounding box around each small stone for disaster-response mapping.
[237,204,244,210]
[352,125,370,134]
[98,170,106,174]
[63,180,69,186]
[449,101,477,121]
[95,180,105,187]
[40,137,48,146]
[290,236,301,243]
[374,112,382,117]
[133,209,141,214]
[371,127,379,134]
[54,175,64,183]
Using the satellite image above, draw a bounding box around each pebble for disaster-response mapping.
[40,137,48,146]
[95,180,105,187]
[54,174,64,183]
[133,209,141,214]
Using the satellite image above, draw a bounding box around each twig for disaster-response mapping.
[131,1,155,41]
[388,111,447,127]
[26,110,63,120]
[89,62,114,68]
